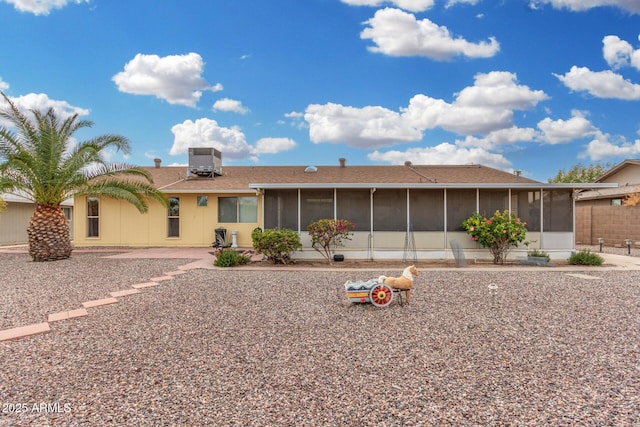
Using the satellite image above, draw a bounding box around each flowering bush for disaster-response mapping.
[461,210,528,264]
[307,219,355,264]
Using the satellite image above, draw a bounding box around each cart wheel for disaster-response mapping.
[369,284,393,307]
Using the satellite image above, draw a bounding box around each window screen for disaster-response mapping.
[373,189,406,231]
[511,190,541,232]
[336,189,370,231]
[446,189,476,231]
[543,190,572,231]
[264,190,298,230]
[479,189,509,217]
[300,189,334,229]
[410,189,444,231]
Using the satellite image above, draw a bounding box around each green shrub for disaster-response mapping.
[252,228,301,264]
[568,249,604,266]
[528,249,550,262]
[214,248,250,267]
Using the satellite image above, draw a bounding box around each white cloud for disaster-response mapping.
[603,34,640,71]
[555,66,640,100]
[402,94,513,134]
[170,118,255,160]
[0,77,9,91]
[305,71,548,147]
[0,92,90,123]
[213,98,249,114]
[255,137,297,154]
[537,111,598,144]
[446,0,480,7]
[456,126,538,150]
[1,0,89,15]
[529,0,640,13]
[403,72,547,135]
[305,102,422,148]
[603,35,634,69]
[368,143,512,170]
[170,118,296,161]
[340,0,435,12]
[284,111,303,118]
[361,8,499,60]
[586,132,640,160]
[455,71,549,110]
[112,53,221,107]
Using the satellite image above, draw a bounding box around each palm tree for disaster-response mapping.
[0,92,168,261]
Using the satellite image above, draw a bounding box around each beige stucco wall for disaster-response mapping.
[0,202,34,245]
[74,193,261,248]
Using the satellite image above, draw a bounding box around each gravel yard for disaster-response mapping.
[1,252,639,426]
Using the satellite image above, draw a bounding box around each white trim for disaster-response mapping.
[249,182,617,190]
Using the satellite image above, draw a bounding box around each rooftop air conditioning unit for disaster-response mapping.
[188,147,222,177]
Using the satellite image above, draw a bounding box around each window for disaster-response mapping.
[479,189,509,217]
[300,189,333,229]
[511,190,541,232]
[168,197,180,237]
[336,189,370,231]
[611,199,622,206]
[543,190,572,232]
[264,190,298,230]
[446,189,476,231]
[87,197,99,237]
[197,196,208,207]
[218,197,258,223]
[62,206,72,222]
[410,189,444,231]
[373,189,406,231]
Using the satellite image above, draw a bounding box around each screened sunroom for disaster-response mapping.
[255,183,578,261]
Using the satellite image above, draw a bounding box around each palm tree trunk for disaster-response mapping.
[27,204,73,261]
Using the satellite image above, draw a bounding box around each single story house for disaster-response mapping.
[72,152,616,261]
[0,193,73,246]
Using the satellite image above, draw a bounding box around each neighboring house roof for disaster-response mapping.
[577,159,640,201]
[594,159,640,184]
[1,193,73,206]
[140,163,615,193]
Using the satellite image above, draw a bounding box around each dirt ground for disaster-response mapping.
[242,258,569,269]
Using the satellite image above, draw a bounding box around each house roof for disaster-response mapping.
[141,163,616,193]
[595,159,640,183]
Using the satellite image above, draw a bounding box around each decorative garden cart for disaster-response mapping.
[344,279,409,307]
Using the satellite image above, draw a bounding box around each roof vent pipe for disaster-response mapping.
[339,157,346,168]
[154,158,162,168]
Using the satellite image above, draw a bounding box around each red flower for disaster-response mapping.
[486,220,492,225]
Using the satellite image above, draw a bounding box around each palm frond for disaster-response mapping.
[77,179,169,213]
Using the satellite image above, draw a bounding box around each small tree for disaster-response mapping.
[252,228,301,264]
[548,162,612,183]
[461,210,528,264]
[307,219,354,264]
[623,193,640,207]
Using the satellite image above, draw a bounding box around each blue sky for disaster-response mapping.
[1,0,640,181]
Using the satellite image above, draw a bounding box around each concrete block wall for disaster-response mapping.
[576,205,640,246]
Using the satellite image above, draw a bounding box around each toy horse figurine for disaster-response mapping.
[378,265,418,304]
